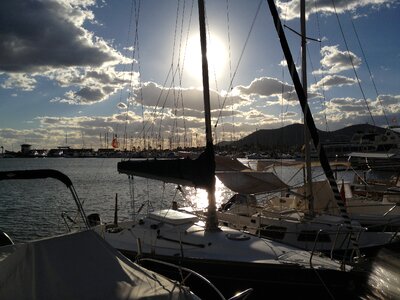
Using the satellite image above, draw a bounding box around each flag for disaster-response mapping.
[112,136,119,148]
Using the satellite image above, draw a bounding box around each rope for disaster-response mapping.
[225,0,235,142]
[349,13,390,127]
[331,0,375,126]
[214,0,263,128]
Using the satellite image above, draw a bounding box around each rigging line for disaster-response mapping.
[135,62,174,146]
[306,43,329,132]
[170,0,181,149]
[154,66,181,145]
[115,0,135,147]
[313,0,329,132]
[140,12,188,149]
[225,0,234,142]
[349,14,390,127]
[129,0,146,150]
[266,0,361,257]
[138,64,173,141]
[123,0,141,151]
[214,0,264,128]
[314,1,329,132]
[204,11,224,142]
[147,64,185,145]
[278,0,289,174]
[331,0,375,126]
[176,0,194,149]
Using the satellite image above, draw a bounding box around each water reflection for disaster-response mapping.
[181,177,234,211]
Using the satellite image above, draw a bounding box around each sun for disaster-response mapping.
[184,34,227,81]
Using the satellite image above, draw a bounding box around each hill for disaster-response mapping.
[221,123,387,150]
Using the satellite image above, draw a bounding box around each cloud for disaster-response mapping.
[0,0,127,73]
[132,81,245,113]
[276,0,396,20]
[0,0,132,103]
[233,77,321,105]
[377,94,400,107]
[279,111,298,118]
[310,75,357,92]
[1,73,37,91]
[235,77,290,98]
[313,45,362,75]
[319,94,400,128]
[49,68,136,105]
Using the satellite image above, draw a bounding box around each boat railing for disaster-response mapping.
[309,229,322,267]
[136,257,253,300]
[389,229,400,244]
[241,221,365,267]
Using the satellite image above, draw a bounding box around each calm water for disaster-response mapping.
[0,158,198,242]
[1,157,400,298]
[0,157,235,242]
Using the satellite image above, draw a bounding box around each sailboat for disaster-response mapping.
[92,1,370,299]
[0,169,200,300]
[215,0,400,261]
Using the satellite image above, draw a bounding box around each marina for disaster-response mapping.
[1,0,400,299]
[1,157,400,299]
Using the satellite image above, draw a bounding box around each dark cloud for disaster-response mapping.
[234,77,321,104]
[0,0,123,73]
[235,77,291,98]
[133,81,244,112]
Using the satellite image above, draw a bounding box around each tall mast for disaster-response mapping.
[301,0,314,215]
[266,0,360,256]
[198,0,218,231]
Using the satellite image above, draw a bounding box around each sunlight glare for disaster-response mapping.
[184,177,233,210]
[184,35,227,80]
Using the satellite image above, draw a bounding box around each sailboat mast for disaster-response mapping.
[301,0,314,214]
[198,0,218,231]
[266,0,360,256]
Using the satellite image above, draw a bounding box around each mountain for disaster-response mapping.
[223,123,388,150]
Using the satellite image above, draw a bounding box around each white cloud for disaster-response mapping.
[48,68,137,105]
[310,75,357,92]
[314,45,362,75]
[1,73,37,91]
[319,94,400,128]
[276,0,396,20]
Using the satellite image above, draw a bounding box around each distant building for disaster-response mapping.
[21,144,32,154]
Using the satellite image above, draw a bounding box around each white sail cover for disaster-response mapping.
[216,170,288,194]
[348,152,395,159]
[0,230,197,300]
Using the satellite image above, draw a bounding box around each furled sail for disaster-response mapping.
[117,146,214,189]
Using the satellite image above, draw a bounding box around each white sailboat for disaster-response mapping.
[0,169,200,300]
[215,0,400,261]
[93,1,369,299]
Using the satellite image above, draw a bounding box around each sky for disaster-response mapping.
[0,0,399,151]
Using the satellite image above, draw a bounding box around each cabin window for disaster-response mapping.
[297,230,331,242]
[257,225,286,240]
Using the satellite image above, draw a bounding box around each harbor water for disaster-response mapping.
[1,157,400,298]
